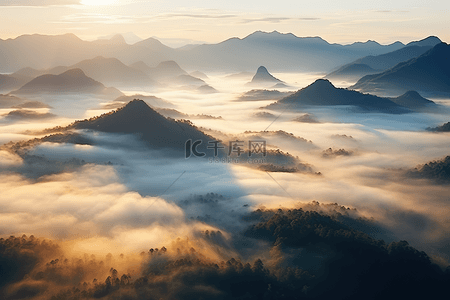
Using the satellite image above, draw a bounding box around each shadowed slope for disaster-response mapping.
[351,43,450,96]
[250,66,283,85]
[265,79,409,113]
[70,99,213,151]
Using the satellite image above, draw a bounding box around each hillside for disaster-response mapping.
[10,69,122,97]
[351,43,450,96]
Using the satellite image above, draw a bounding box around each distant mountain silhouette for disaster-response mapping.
[28,56,152,87]
[197,85,218,94]
[10,68,122,97]
[248,66,283,87]
[146,60,188,80]
[388,91,437,111]
[93,34,127,46]
[0,74,28,93]
[96,33,144,45]
[0,32,411,74]
[172,74,205,86]
[68,99,213,151]
[190,71,209,80]
[265,79,418,113]
[129,61,153,74]
[271,83,291,89]
[130,60,193,86]
[224,72,254,80]
[12,67,43,78]
[326,36,442,81]
[134,37,174,53]
[351,43,450,96]
[176,30,405,72]
[325,64,381,81]
[0,33,174,73]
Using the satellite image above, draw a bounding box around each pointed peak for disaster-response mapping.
[256,66,269,73]
[122,99,151,110]
[309,78,336,88]
[251,66,283,84]
[114,99,162,118]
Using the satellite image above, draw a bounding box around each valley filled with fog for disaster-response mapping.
[1,31,450,299]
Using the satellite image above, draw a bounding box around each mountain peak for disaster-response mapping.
[390,90,435,109]
[401,90,422,98]
[309,78,336,89]
[70,99,212,151]
[251,66,283,84]
[427,42,449,56]
[95,34,126,45]
[110,34,127,44]
[245,30,298,40]
[59,68,87,78]
[157,60,181,68]
[406,36,442,47]
[114,99,165,120]
[122,99,152,111]
[135,37,170,49]
[256,66,269,74]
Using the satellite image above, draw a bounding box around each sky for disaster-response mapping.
[0,0,449,47]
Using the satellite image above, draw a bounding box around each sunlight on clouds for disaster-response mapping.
[81,0,116,5]
[0,150,23,167]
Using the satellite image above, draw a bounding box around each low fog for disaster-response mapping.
[2,71,450,299]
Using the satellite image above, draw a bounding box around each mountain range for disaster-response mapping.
[351,43,450,96]
[13,56,153,88]
[326,36,442,81]
[265,79,437,113]
[4,58,206,93]
[0,31,422,73]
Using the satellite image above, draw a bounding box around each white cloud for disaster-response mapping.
[0,0,80,6]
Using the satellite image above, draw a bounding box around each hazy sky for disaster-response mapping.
[0,0,449,46]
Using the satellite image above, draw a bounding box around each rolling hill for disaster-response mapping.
[10,68,122,97]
